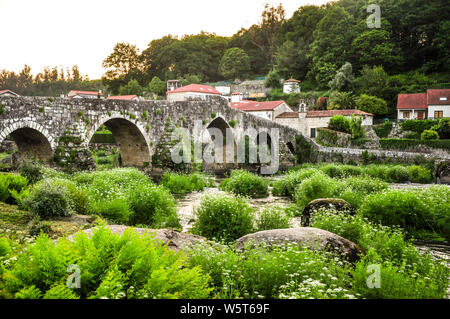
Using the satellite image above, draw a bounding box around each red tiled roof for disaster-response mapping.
[0,89,19,96]
[231,92,242,95]
[427,89,450,105]
[284,78,300,83]
[68,90,104,96]
[107,95,138,100]
[397,93,427,109]
[230,100,286,112]
[276,112,299,118]
[306,109,373,118]
[166,84,221,95]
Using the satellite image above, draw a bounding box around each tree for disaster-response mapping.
[355,65,389,98]
[328,91,356,110]
[119,80,143,96]
[274,41,298,78]
[180,74,203,86]
[219,48,250,80]
[308,6,355,87]
[264,69,281,88]
[351,29,401,69]
[328,62,354,91]
[148,76,166,96]
[357,94,388,115]
[102,43,142,94]
[248,3,286,66]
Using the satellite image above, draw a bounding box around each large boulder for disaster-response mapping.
[68,225,207,252]
[436,160,450,185]
[236,227,362,262]
[301,198,355,226]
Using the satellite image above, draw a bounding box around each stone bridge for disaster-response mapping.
[0,95,313,172]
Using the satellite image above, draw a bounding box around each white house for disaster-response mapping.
[230,100,293,121]
[67,90,104,99]
[397,89,450,120]
[166,84,222,102]
[0,89,20,97]
[167,80,182,92]
[283,78,301,94]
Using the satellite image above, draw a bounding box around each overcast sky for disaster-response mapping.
[0,0,330,79]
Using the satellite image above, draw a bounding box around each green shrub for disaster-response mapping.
[356,94,388,115]
[294,172,341,210]
[421,129,439,140]
[90,198,131,224]
[18,161,43,184]
[219,170,269,198]
[328,115,351,134]
[408,165,432,183]
[22,179,74,219]
[192,193,254,243]
[385,165,410,182]
[310,209,450,298]
[400,119,439,133]
[161,172,208,194]
[359,190,432,232]
[0,173,28,204]
[0,237,12,257]
[187,242,352,299]
[272,168,320,198]
[128,182,180,229]
[256,206,291,231]
[0,226,211,299]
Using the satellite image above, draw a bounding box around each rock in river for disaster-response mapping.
[236,227,363,262]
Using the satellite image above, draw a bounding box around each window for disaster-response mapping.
[434,111,443,119]
[440,97,447,101]
[403,111,410,119]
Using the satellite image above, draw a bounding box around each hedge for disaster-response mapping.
[400,119,440,133]
[379,138,450,151]
[373,121,393,138]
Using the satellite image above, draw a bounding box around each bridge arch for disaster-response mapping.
[0,121,55,162]
[86,115,151,167]
[202,116,237,164]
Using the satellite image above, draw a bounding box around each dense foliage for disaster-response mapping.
[192,193,255,243]
[0,225,211,299]
[219,170,269,198]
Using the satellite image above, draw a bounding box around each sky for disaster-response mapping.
[0,0,330,80]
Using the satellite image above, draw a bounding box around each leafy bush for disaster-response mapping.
[21,179,75,219]
[0,173,28,204]
[192,193,254,243]
[310,209,450,298]
[408,165,432,183]
[328,115,351,133]
[421,129,439,140]
[18,161,43,184]
[294,172,341,210]
[187,242,352,299]
[0,226,211,299]
[128,182,180,229]
[385,165,410,182]
[400,119,439,133]
[161,172,209,194]
[72,168,180,228]
[256,206,291,231]
[349,115,365,139]
[90,198,131,224]
[356,94,388,115]
[219,170,269,198]
[359,190,433,233]
[272,168,317,198]
[430,118,450,139]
